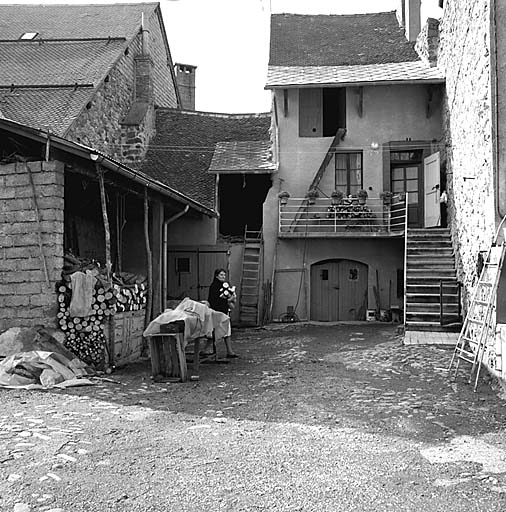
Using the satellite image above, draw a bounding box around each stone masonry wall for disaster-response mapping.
[0,161,64,331]
[438,0,495,308]
[65,11,178,166]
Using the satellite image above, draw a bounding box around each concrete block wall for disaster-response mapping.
[438,0,495,308]
[0,161,64,331]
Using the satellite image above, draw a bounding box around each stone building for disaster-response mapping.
[437,0,506,381]
[0,3,219,341]
[0,2,181,167]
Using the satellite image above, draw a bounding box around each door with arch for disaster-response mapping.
[310,259,368,321]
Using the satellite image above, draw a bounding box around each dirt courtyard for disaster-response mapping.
[2,323,506,511]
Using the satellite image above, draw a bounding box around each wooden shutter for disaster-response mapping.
[299,88,322,137]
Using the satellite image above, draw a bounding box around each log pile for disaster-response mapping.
[57,253,147,367]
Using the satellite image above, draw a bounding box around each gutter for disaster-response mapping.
[162,205,190,310]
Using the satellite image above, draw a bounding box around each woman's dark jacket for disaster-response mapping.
[208,278,229,314]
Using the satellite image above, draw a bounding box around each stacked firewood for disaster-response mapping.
[57,253,147,367]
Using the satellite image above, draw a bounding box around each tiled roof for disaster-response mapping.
[141,110,272,209]
[0,87,94,136]
[0,3,157,40]
[269,12,419,67]
[208,141,277,174]
[0,40,126,87]
[266,61,445,88]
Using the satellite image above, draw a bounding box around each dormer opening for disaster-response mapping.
[19,32,38,40]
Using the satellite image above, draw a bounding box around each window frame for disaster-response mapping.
[334,151,363,196]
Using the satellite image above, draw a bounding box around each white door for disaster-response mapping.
[424,152,440,227]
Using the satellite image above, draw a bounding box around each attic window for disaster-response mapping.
[20,32,38,40]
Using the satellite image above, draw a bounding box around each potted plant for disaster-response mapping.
[306,189,319,205]
[278,190,290,206]
[330,189,344,206]
[357,189,368,205]
[380,191,393,205]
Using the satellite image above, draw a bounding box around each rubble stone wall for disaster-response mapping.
[65,13,178,166]
[438,0,495,307]
[0,161,64,331]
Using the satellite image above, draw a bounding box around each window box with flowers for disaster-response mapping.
[306,189,319,205]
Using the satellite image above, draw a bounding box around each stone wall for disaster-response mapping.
[438,0,495,307]
[0,161,64,331]
[65,10,178,167]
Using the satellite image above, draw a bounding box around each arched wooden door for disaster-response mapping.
[310,259,368,321]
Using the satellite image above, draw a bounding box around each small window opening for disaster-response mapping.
[349,268,358,281]
[176,257,191,274]
[20,32,38,40]
[320,269,329,281]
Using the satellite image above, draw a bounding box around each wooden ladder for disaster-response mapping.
[448,240,506,391]
[239,230,262,326]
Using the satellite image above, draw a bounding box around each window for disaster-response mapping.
[176,257,190,274]
[299,88,346,137]
[335,152,363,195]
[390,150,422,204]
[20,32,38,40]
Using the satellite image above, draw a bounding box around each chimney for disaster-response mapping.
[415,17,440,67]
[175,63,196,110]
[404,0,421,42]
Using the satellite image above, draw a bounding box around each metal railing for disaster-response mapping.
[278,194,407,235]
[403,192,409,328]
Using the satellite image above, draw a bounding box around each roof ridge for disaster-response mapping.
[271,11,396,17]
[157,108,271,119]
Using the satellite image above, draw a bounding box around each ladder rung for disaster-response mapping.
[457,353,475,363]
[473,300,490,306]
[478,281,493,286]
[467,318,485,326]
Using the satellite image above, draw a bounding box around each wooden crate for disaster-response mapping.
[105,310,145,367]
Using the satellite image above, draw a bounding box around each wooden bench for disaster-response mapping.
[148,321,204,382]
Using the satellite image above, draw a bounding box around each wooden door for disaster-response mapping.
[197,250,229,301]
[423,152,441,227]
[167,249,229,301]
[311,260,368,321]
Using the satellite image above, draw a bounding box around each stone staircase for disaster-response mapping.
[405,228,462,332]
[238,231,262,326]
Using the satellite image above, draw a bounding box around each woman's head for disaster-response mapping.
[214,268,227,282]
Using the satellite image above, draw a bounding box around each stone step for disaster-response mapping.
[406,293,460,303]
[407,269,456,279]
[405,303,460,313]
[405,321,462,332]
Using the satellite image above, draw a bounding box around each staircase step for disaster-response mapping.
[406,293,459,303]
[405,321,462,332]
[405,303,460,313]
[407,248,454,256]
[407,271,456,279]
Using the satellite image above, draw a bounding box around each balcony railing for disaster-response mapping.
[279,195,407,237]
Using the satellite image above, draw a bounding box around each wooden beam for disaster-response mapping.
[151,201,164,318]
[144,188,153,329]
[356,87,363,118]
[308,128,346,191]
[283,89,288,117]
[97,166,112,282]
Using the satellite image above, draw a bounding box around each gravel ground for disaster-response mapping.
[1,323,506,511]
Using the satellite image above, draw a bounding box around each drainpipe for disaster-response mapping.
[162,205,190,310]
[491,0,506,220]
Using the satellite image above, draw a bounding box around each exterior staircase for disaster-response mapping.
[239,230,262,326]
[405,228,462,331]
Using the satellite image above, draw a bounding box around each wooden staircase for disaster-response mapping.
[239,230,262,326]
[405,228,462,331]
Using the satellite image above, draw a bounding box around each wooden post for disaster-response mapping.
[97,166,112,282]
[151,201,164,317]
[144,188,153,328]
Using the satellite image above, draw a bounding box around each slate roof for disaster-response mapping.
[209,141,277,174]
[0,87,94,135]
[266,11,442,88]
[269,12,419,67]
[141,110,272,209]
[0,40,126,87]
[0,3,157,41]
[266,62,444,88]
[0,3,159,135]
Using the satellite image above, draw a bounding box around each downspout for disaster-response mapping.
[491,0,506,219]
[162,205,190,310]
